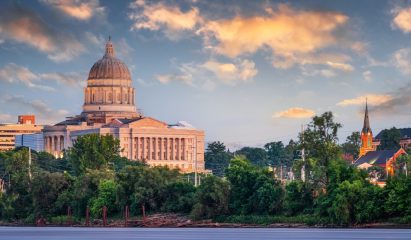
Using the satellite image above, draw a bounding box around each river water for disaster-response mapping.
[0,227,410,240]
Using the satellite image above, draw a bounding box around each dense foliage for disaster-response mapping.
[0,115,410,226]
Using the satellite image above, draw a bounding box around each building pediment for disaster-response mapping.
[127,117,168,129]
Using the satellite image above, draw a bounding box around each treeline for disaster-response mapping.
[0,112,410,226]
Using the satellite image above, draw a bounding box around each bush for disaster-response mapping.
[90,180,118,218]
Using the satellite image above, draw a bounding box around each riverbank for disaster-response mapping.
[1,213,410,228]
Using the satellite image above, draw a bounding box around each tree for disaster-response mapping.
[235,147,268,167]
[205,141,233,177]
[161,182,196,213]
[284,181,313,215]
[384,176,411,217]
[341,132,361,160]
[90,180,118,217]
[191,175,230,219]
[225,156,283,214]
[66,134,121,175]
[378,127,401,150]
[31,171,72,218]
[300,112,342,186]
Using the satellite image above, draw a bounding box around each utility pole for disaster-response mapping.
[301,125,306,182]
[28,147,32,181]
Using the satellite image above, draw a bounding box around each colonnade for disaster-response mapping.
[44,135,65,156]
[131,137,194,162]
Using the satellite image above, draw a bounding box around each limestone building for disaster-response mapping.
[0,115,43,151]
[42,38,207,173]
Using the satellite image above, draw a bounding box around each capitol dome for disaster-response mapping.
[88,39,131,80]
[81,37,139,122]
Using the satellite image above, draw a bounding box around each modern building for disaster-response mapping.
[42,37,208,173]
[0,115,43,151]
[15,132,44,152]
[354,102,406,176]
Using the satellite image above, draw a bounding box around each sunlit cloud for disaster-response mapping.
[155,58,257,87]
[0,4,85,62]
[326,61,354,72]
[129,3,358,70]
[201,59,257,84]
[392,6,411,33]
[337,94,393,106]
[129,0,201,40]
[273,107,316,119]
[40,0,105,21]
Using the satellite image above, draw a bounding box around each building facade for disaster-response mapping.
[42,38,207,173]
[15,132,44,152]
[355,101,406,176]
[0,115,43,151]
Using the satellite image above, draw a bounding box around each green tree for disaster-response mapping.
[341,132,361,159]
[384,176,411,217]
[66,134,121,175]
[205,141,233,177]
[378,127,401,150]
[235,147,268,167]
[31,171,72,218]
[191,175,230,219]
[90,180,118,217]
[284,181,313,215]
[300,112,342,186]
[225,156,283,214]
[161,182,196,213]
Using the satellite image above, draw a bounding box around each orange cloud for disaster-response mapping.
[201,59,257,84]
[41,0,105,21]
[129,0,200,39]
[337,94,393,107]
[273,107,316,119]
[200,5,348,60]
[0,5,84,62]
[392,6,411,33]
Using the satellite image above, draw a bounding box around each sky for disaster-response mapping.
[0,0,411,149]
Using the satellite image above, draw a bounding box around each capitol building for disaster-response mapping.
[41,38,206,173]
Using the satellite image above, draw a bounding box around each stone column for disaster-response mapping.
[152,137,156,160]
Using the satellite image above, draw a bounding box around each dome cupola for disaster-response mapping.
[81,36,139,123]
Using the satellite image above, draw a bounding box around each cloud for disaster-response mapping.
[129,0,201,40]
[201,59,257,84]
[370,83,411,115]
[273,107,316,119]
[130,3,361,71]
[393,48,411,75]
[155,58,257,87]
[363,70,372,81]
[302,67,336,78]
[40,0,105,21]
[0,63,84,90]
[40,72,85,88]
[2,95,69,124]
[337,94,393,107]
[0,63,55,91]
[326,61,354,72]
[392,6,411,33]
[0,4,85,62]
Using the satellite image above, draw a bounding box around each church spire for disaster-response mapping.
[362,98,372,134]
[104,36,115,57]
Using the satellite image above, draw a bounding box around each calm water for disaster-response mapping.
[0,227,410,240]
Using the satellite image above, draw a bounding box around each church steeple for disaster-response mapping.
[359,98,375,157]
[362,98,372,134]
